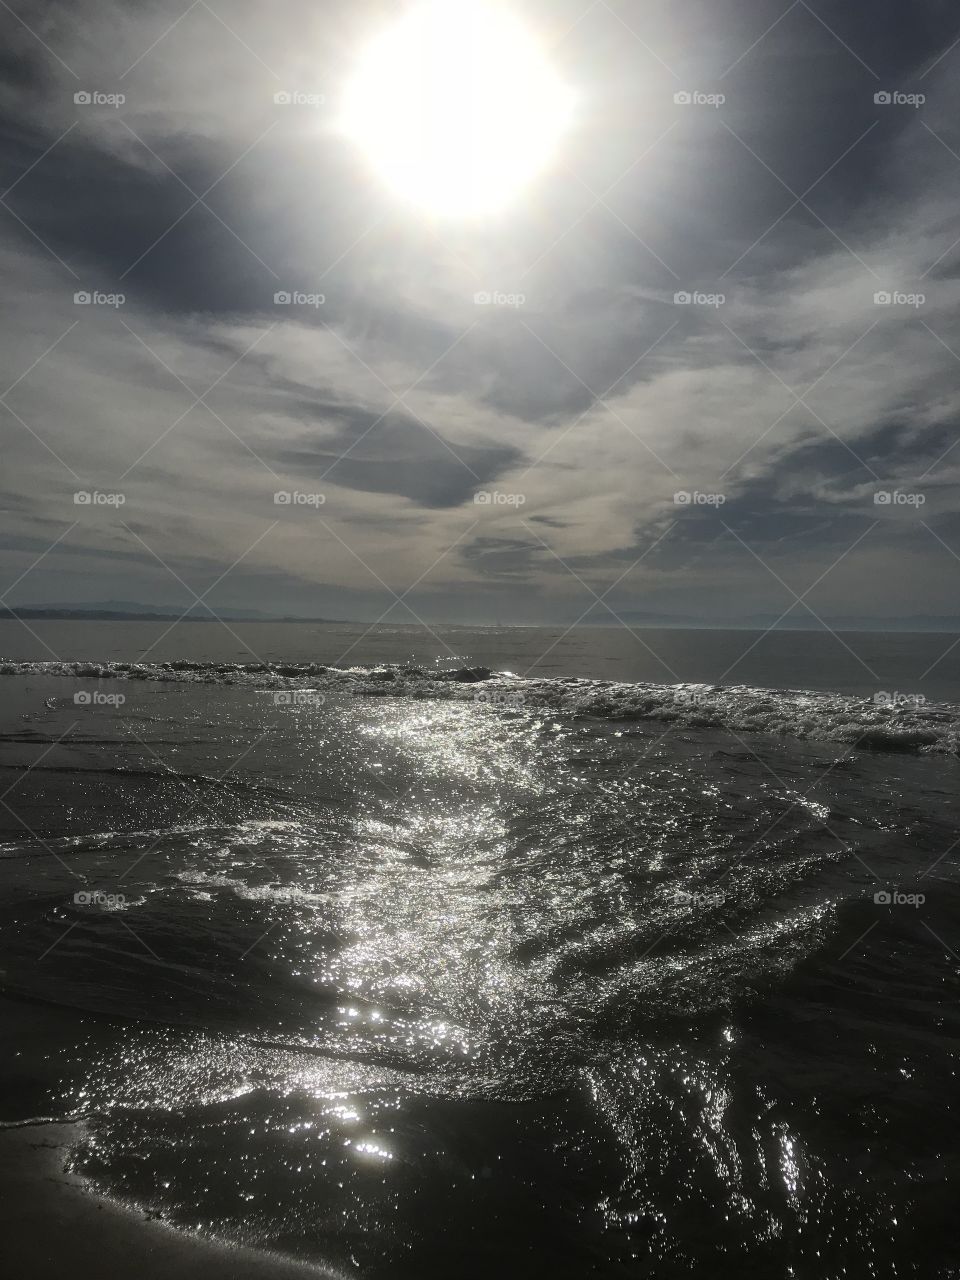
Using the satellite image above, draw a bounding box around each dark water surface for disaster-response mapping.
[0,636,959,1276]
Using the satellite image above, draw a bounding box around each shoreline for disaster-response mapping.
[0,1120,337,1280]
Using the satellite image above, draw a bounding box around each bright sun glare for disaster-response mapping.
[341,0,573,217]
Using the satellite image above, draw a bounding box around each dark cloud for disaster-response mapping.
[276,407,523,508]
[460,535,545,580]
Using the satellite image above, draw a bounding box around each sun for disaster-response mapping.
[341,0,573,217]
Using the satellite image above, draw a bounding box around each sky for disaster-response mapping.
[2,0,960,627]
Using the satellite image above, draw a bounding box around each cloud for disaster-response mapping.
[2,0,960,624]
[276,406,524,508]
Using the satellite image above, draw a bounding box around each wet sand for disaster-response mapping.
[0,1120,336,1279]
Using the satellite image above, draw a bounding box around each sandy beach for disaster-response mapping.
[0,1120,335,1280]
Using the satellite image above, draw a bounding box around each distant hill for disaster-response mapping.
[594,611,960,632]
[0,600,340,623]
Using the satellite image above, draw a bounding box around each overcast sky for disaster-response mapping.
[2,0,960,625]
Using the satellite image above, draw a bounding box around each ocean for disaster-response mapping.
[1,621,958,1277]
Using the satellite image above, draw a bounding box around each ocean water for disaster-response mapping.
[2,618,960,701]
[1,624,959,1277]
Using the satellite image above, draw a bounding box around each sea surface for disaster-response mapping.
[1,622,959,1277]
[2,618,960,701]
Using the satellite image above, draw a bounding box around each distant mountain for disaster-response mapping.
[0,600,340,623]
[594,611,960,633]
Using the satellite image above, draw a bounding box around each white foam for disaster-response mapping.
[3,659,957,754]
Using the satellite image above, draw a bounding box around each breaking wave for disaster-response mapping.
[2,657,958,753]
